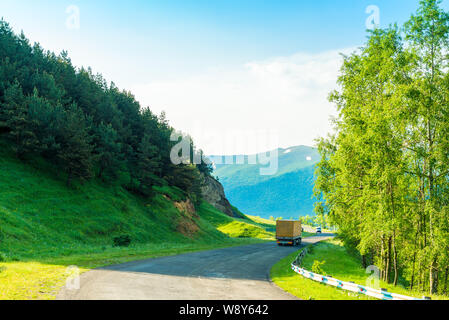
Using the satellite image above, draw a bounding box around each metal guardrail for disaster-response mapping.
[291,247,427,301]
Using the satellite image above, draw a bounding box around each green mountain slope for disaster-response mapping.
[212,146,319,218]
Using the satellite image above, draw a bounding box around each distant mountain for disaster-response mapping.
[211,146,320,219]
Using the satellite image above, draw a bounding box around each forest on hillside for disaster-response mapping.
[0,20,212,203]
[314,0,449,295]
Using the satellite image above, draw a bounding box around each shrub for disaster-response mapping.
[113,235,131,247]
[0,252,7,262]
[311,260,326,275]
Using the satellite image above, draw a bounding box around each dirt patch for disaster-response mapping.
[176,217,200,238]
[173,199,196,217]
[168,197,200,238]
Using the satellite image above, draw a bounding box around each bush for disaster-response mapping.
[307,245,314,254]
[0,252,7,262]
[113,235,131,247]
[311,260,326,275]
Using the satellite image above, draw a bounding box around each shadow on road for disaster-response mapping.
[93,235,333,281]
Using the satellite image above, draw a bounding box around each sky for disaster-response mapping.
[1,0,448,154]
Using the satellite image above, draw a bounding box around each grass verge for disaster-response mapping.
[270,239,448,300]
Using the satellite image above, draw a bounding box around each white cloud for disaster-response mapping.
[131,48,354,155]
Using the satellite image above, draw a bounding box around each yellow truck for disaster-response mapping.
[276,220,302,246]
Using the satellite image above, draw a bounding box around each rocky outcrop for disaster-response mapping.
[200,174,239,218]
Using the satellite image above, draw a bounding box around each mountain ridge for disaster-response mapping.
[212,145,319,219]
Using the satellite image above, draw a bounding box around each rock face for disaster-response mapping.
[200,174,239,218]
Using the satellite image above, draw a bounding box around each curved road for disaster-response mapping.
[58,235,332,300]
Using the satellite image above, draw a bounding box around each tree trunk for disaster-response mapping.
[386,236,392,283]
[443,267,449,294]
[392,234,398,286]
[418,261,422,292]
[443,267,448,294]
[362,255,367,269]
[380,236,385,281]
[429,258,438,295]
[410,252,416,291]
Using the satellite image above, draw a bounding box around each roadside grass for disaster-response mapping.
[217,221,273,239]
[246,215,276,226]
[271,239,448,300]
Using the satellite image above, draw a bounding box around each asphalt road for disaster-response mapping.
[57,234,332,300]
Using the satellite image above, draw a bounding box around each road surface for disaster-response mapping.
[57,234,332,300]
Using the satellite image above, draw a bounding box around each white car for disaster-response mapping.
[316,226,322,234]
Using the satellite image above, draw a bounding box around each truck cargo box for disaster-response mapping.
[276,220,302,239]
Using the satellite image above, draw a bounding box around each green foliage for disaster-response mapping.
[0,83,38,157]
[94,122,122,180]
[113,235,132,247]
[136,134,162,196]
[57,103,95,186]
[311,260,326,275]
[314,0,449,296]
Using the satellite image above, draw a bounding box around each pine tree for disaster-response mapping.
[137,134,161,196]
[94,122,122,180]
[57,103,94,186]
[1,83,38,158]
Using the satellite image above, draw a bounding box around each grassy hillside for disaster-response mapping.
[212,146,319,218]
[0,141,275,299]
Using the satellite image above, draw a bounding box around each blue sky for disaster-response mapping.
[1,1,448,153]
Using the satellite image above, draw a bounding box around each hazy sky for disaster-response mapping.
[1,1,448,154]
